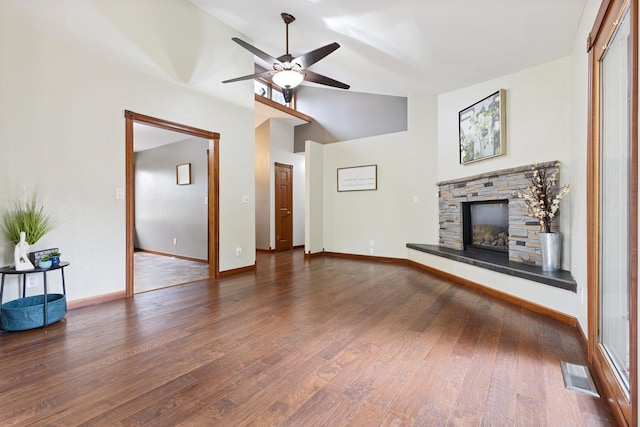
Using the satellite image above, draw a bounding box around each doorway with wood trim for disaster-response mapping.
[275,162,293,251]
[124,110,220,297]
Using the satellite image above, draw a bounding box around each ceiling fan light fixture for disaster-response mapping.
[272,70,304,89]
[222,13,349,93]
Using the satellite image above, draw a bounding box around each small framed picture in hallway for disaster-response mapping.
[176,163,191,185]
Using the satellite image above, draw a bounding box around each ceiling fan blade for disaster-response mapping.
[303,70,350,90]
[293,42,340,69]
[231,37,280,67]
[222,70,275,84]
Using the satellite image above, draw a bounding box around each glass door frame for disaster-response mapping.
[587,0,638,425]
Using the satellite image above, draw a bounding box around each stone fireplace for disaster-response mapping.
[462,200,509,252]
[438,161,558,266]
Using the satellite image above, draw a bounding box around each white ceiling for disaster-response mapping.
[133,123,194,152]
[189,0,586,97]
[135,102,304,151]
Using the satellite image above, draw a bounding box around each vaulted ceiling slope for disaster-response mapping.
[190,0,586,97]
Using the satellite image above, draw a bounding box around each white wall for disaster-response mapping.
[567,0,601,333]
[255,121,271,250]
[408,249,578,316]
[295,87,408,150]
[438,58,572,182]
[416,6,609,322]
[430,59,578,317]
[307,94,438,258]
[407,93,440,245]
[305,141,324,254]
[135,137,209,260]
[438,58,573,268]
[0,0,255,302]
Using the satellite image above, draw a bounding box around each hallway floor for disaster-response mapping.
[134,251,209,293]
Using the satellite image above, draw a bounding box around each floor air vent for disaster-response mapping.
[561,361,599,397]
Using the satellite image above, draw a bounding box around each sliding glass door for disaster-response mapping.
[588,1,637,425]
[598,3,631,393]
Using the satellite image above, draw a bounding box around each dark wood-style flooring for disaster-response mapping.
[0,249,616,426]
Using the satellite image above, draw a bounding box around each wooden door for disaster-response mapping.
[275,163,293,252]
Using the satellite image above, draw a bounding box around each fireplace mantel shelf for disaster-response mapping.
[406,243,577,292]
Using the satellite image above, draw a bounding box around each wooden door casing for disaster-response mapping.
[124,110,220,297]
[275,163,293,252]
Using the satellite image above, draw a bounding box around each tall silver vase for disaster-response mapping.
[539,232,561,272]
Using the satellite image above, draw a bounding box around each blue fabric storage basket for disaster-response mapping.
[1,294,66,331]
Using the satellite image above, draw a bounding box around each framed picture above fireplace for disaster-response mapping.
[459,89,506,164]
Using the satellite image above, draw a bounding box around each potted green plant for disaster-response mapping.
[1,191,59,270]
[38,256,52,269]
[0,192,59,245]
[49,251,61,266]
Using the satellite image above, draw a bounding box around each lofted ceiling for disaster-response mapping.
[190,0,586,97]
[136,0,587,148]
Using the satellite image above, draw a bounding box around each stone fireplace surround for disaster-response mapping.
[406,161,576,292]
[438,161,559,266]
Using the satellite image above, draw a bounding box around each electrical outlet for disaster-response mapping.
[26,275,38,288]
[173,237,177,245]
[236,247,242,256]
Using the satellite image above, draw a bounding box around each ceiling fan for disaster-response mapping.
[222,12,350,103]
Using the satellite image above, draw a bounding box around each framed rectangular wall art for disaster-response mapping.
[337,165,377,192]
[176,163,191,185]
[459,89,506,164]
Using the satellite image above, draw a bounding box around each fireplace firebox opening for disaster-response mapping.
[462,200,509,253]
